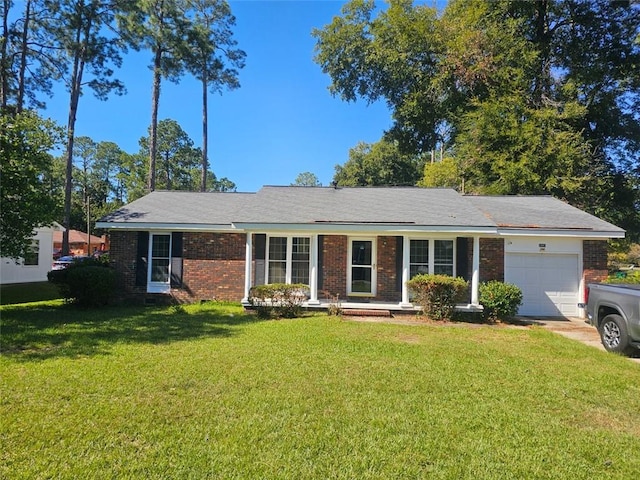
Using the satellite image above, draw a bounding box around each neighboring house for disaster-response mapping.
[0,222,64,284]
[53,230,109,257]
[96,187,624,318]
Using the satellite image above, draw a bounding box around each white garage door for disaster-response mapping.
[504,253,579,317]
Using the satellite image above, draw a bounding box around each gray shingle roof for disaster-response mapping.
[234,186,493,226]
[98,191,255,225]
[464,195,624,233]
[97,186,624,236]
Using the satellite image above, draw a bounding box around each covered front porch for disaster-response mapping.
[239,230,492,312]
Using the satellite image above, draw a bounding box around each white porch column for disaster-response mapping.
[308,234,319,304]
[400,235,412,307]
[242,232,253,304]
[471,235,480,306]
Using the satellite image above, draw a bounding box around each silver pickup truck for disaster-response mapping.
[582,283,640,355]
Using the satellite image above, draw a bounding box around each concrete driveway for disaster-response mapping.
[530,316,640,364]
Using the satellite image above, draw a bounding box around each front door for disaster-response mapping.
[348,238,376,296]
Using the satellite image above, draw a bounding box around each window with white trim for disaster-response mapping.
[409,239,428,278]
[409,239,455,278]
[291,237,310,284]
[434,240,454,276]
[266,236,310,285]
[150,234,171,284]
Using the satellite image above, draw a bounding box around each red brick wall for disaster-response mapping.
[583,240,608,285]
[108,230,145,296]
[172,233,246,302]
[479,238,504,282]
[111,231,511,304]
[321,235,347,299]
[319,235,401,302]
[377,236,400,302]
[109,231,246,303]
[463,237,504,282]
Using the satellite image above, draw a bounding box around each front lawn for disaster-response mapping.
[0,281,62,305]
[1,302,639,479]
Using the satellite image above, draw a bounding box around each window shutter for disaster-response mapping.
[135,232,149,287]
[170,232,183,287]
[255,234,266,260]
[456,237,469,280]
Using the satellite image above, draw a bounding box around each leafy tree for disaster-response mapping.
[0,110,62,259]
[93,141,128,204]
[292,172,322,187]
[41,0,126,255]
[1,0,57,111]
[419,157,461,191]
[209,174,235,192]
[138,118,200,190]
[185,0,245,191]
[120,0,192,192]
[333,139,424,186]
[313,0,640,238]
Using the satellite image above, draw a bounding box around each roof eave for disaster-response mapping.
[497,227,625,239]
[232,222,498,234]
[95,222,237,232]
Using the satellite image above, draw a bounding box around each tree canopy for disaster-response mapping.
[292,171,322,187]
[314,0,640,239]
[333,139,424,187]
[0,110,62,258]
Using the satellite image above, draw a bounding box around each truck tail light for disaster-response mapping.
[584,285,590,305]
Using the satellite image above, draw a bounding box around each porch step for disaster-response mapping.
[343,309,392,318]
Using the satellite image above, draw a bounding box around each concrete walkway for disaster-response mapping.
[528,316,640,364]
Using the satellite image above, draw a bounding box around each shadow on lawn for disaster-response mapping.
[0,302,261,361]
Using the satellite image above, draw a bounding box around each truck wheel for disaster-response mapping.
[599,314,634,355]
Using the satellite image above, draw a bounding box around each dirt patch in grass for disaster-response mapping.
[578,408,640,438]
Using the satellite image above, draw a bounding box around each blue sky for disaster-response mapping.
[42,0,402,192]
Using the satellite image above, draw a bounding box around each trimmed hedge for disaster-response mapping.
[48,259,116,307]
[479,281,523,322]
[406,274,468,320]
[248,283,309,318]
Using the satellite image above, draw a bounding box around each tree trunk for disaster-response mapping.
[201,70,208,191]
[148,47,162,193]
[0,0,10,110]
[16,0,31,113]
[533,0,552,106]
[62,79,80,256]
[63,11,90,256]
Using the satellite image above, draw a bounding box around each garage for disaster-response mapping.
[505,253,580,317]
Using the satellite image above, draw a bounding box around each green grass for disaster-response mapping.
[1,301,639,479]
[0,281,62,305]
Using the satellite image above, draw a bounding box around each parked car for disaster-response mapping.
[582,283,640,355]
[51,255,90,271]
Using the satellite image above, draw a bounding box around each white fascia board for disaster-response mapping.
[497,228,625,239]
[95,222,237,232]
[233,223,498,235]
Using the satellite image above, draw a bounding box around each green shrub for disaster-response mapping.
[48,260,116,307]
[604,270,640,284]
[479,281,523,322]
[248,283,308,318]
[406,274,468,320]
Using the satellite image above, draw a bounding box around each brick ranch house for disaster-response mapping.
[96,186,624,318]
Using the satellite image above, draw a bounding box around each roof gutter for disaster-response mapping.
[497,228,625,239]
